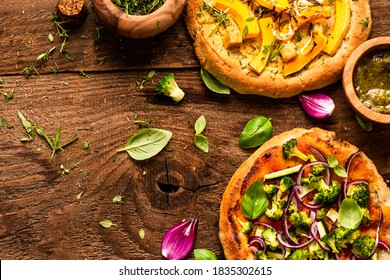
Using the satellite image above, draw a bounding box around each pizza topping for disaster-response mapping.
[213,0,260,39]
[322,0,351,55]
[282,138,310,162]
[298,93,336,119]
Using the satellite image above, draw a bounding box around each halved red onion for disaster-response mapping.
[298,93,335,119]
[161,219,198,260]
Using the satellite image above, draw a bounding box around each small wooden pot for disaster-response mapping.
[342,37,390,124]
[91,0,187,39]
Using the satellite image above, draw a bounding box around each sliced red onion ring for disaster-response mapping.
[309,221,331,253]
[296,160,330,187]
[293,190,324,210]
[378,240,390,251]
[277,233,314,249]
[281,185,300,245]
[254,222,279,233]
[340,151,360,203]
[248,236,267,254]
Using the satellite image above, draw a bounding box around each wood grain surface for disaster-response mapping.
[0,0,389,260]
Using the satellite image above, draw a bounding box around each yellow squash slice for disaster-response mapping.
[213,0,260,39]
[283,31,327,76]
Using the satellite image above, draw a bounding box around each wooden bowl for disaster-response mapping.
[91,0,187,39]
[342,37,390,124]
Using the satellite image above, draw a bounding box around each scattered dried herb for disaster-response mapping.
[17,110,35,141]
[21,66,38,79]
[0,118,6,130]
[113,0,166,15]
[139,229,145,239]
[76,191,83,200]
[112,195,124,203]
[82,140,91,149]
[37,47,56,61]
[3,89,14,101]
[362,18,370,29]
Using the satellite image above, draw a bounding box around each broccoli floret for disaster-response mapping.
[282,138,309,162]
[275,176,294,201]
[256,250,278,260]
[261,228,280,251]
[236,217,254,234]
[352,235,375,258]
[361,207,371,224]
[346,183,370,207]
[289,211,312,232]
[287,249,310,260]
[265,199,285,221]
[308,155,327,176]
[263,184,278,198]
[155,73,185,102]
[315,208,327,220]
[322,226,360,253]
[308,241,328,260]
[313,180,341,205]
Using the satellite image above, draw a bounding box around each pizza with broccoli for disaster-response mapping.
[219,127,390,260]
[185,0,371,97]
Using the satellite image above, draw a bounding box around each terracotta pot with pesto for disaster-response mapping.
[91,0,187,38]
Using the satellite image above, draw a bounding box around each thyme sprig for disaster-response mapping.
[199,0,230,36]
[113,0,166,15]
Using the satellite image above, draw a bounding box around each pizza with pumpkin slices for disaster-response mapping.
[219,127,390,260]
[185,0,372,97]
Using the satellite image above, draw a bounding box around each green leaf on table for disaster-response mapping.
[139,229,145,240]
[0,117,6,129]
[117,128,172,160]
[200,68,230,94]
[194,249,217,260]
[355,114,372,131]
[194,134,209,153]
[17,110,35,141]
[99,219,116,229]
[112,195,124,203]
[239,116,272,149]
[240,180,269,219]
[193,115,209,153]
[339,198,363,229]
[194,115,206,135]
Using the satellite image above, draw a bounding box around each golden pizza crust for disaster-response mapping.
[185,0,372,98]
[219,127,390,259]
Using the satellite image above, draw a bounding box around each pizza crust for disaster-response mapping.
[185,0,372,98]
[219,127,390,259]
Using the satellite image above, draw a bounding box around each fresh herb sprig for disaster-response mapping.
[36,124,78,158]
[200,0,230,36]
[194,115,209,153]
[113,0,166,15]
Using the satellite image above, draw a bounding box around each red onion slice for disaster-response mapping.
[248,236,267,254]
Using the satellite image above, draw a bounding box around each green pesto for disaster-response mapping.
[353,50,390,114]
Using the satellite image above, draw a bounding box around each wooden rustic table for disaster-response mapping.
[0,0,389,260]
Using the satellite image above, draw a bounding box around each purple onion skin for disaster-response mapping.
[299,93,335,119]
[161,219,198,260]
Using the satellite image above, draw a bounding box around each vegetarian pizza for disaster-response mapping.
[219,127,390,260]
[185,0,372,97]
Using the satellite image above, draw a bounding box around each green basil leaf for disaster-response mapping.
[117,128,172,160]
[194,134,209,153]
[194,249,217,260]
[355,114,372,132]
[200,68,230,94]
[327,154,338,168]
[339,198,363,229]
[240,180,269,219]
[239,116,272,149]
[334,165,347,178]
[194,115,206,135]
[99,219,116,229]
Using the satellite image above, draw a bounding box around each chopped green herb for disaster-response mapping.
[21,66,38,79]
[48,33,54,42]
[93,27,103,42]
[82,140,91,150]
[362,18,370,29]
[194,115,209,153]
[0,117,6,129]
[355,114,372,131]
[133,113,152,128]
[139,229,145,239]
[17,110,35,141]
[3,89,14,101]
[76,191,83,200]
[112,195,124,203]
[113,0,166,15]
[37,46,56,61]
[60,164,70,174]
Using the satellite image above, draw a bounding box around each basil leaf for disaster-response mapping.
[99,219,116,229]
[239,116,272,149]
[200,68,230,94]
[355,114,372,132]
[240,180,269,219]
[117,128,172,160]
[194,134,209,153]
[327,154,338,168]
[194,115,206,135]
[334,165,347,178]
[194,249,217,260]
[339,198,363,229]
